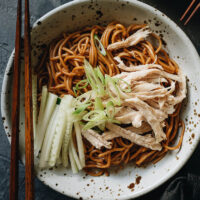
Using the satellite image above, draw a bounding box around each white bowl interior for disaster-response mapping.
[1,0,200,199]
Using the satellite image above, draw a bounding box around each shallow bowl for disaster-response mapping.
[1,0,200,199]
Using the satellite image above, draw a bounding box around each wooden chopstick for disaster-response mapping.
[24,0,34,199]
[184,3,200,25]
[10,0,34,199]
[9,0,22,199]
[180,0,200,25]
[180,0,197,21]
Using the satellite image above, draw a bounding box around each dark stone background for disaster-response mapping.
[0,0,199,199]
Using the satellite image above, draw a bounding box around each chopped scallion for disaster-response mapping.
[106,101,115,119]
[73,103,91,115]
[94,97,104,110]
[115,78,132,93]
[75,79,88,90]
[94,34,107,56]
[105,74,121,106]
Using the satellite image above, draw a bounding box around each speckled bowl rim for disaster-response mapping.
[1,0,200,199]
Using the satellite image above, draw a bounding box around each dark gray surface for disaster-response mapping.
[0,0,199,199]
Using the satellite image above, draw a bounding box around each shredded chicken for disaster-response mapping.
[115,107,145,128]
[102,131,119,141]
[126,122,152,134]
[125,98,166,142]
[114,56,163,72]
[102,122,151,142]
[115,69,182,84]
[107,61,186,143]
[106,123,162,151]
[82,32,186,150]
[107,27,151,51]
[82,129,112,149]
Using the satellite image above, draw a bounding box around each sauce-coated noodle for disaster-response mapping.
[36,22,185,176]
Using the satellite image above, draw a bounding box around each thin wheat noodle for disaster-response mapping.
[36,22,185,176]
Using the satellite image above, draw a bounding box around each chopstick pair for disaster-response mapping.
[10,0,34,199]
[180,0,200,25]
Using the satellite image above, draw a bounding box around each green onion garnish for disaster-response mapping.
[75,79,88,91]
[115,78,132,93]
[73,103,91,115]
[105,74,121,106]
[83,110,106,122]
[82,110,107,130]
[106,101,115,119]
[94,97,104,110]
[94,67,105,85]
[84,59,105,97]
[94,34,107,56]
[73,87,78,97]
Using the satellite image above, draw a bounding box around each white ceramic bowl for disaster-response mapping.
[1,0,200,199]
